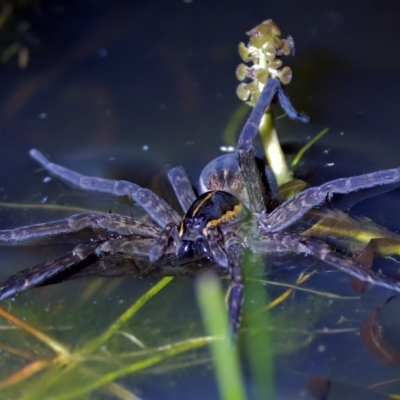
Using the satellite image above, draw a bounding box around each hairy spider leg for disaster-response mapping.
[133,189,180,227]
[236,78,309,215]
[236,78,279,214]
[205,225,229,268]
[224,232,245,331]
[264,168,400,232]
[149,222,180,262]
[167,166,197,214]
[276,84,309,123]
[0,213,162,243]
[29,149,181,227]
[236,148,266,215]
[145,166,197,262]
[0,240,101,300]
[236,78,308,152]
[0,235,161,300]
[251,232,400,294]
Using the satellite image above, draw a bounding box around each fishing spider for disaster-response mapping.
[1,77,400,329]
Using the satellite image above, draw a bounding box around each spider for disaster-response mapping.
[1,77,400,329]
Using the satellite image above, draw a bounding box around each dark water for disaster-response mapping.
[0,1,400,399]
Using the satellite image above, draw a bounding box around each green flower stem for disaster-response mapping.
[259,111,292,186]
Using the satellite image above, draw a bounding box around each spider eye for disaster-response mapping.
[178,239,209,260]
[188,218,202,230]
[195,238,209,255]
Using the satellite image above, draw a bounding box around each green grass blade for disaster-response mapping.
[43,337,213,400]
[83,277,174,355]
[291,127,329,168]
[19,277,175,400]
[243,253,274,400]
[196,274,247,400]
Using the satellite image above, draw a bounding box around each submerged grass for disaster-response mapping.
[0,277,217,399]
[196,273,247,400]
[45,336,213,400]
[291,127,329,168]
[242,253,275,400]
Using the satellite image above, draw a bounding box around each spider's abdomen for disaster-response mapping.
[199,154,247,202]
[198,153,277,207]
[179,190,249,241]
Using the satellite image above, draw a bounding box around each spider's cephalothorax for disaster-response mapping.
[2,78,400,330]
[178,190,250,265]
[180,190,249,239]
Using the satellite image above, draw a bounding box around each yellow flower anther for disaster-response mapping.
[244,80,259,92]
[279,66,293,85]
[273,36,284,50]
[250,90,261,105]
[280,39,292,56]
[236,83,251,101]
[262,43,276,60]
[238,42,250,61]
[236,18,297,93]
[268,59,282,70]
[236,63,247,81]
[247,24,272,47]
[256,68,268,84]
[268,19,281,36]
[248,35,265,49]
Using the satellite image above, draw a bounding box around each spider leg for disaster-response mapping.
[237,77,308,152]
[299,237,400,294]
[237,78,279,152]
[254,232,400,295]
[236,78,280,214]
[0,212,161,243]
[225,233,244,332]
[276,84,309,123]
[149,222,180,262]
[264,167,400,232]
[236,148,266,214]
[0,235,164,300]
[167,166,197,213]
[0,240,101,300]
[134,188,181,226]
[236,78,309,214]
[206,225,229,268]
[29,149,181,227]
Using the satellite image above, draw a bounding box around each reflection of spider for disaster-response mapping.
[1,77,400,329]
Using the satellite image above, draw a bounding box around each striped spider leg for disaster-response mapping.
[237,84,400,299]
[202,77,400,321]
[0,150,197,299]
[195,77,310,328]
[0,77,309,330]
